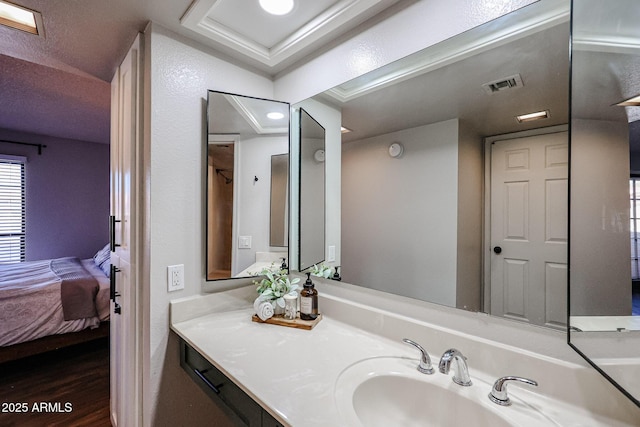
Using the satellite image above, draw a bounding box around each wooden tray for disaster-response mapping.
[251,313,322,330]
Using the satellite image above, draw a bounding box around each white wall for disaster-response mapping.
[145,23,274,426]
[341,119,459,307]
[235,134,289,274]
[570,119,632,316]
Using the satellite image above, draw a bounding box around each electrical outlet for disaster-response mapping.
[168,264,184,292]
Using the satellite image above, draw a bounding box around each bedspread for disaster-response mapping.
[0,258,109,347]
[50,257,99,320]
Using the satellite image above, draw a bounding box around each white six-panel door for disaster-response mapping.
[490,131,568,328]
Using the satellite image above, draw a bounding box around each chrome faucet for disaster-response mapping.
[438,348,472,386]
[488,376,538,406]
[402,338,434,374]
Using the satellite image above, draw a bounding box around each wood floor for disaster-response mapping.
[0,337,111,427]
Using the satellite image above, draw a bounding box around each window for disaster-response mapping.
[631,177,640,280]
[0,155,25,263]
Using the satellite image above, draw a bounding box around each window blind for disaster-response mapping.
[0,157,25,263]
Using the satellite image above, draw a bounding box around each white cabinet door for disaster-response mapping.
[110,34,142,427]
[490,131,568,328]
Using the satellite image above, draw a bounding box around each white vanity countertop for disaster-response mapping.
[172,305,412,426]
[170,285,640,427]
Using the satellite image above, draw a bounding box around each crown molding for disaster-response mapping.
[225,95,288,134]
[325,1,570,103]
[181,0,388,68]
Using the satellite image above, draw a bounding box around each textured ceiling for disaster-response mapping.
[0,54,111,143]
[0,0,149,144]
[1,0,634,147]
[0,0,405,144]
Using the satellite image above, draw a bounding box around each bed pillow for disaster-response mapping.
[93,244,111,277]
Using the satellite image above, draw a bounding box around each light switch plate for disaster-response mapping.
[168,264,184,292]
[328,245,336,262]
[239,236,252,249]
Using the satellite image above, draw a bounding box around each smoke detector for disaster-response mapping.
[482,74,524,94]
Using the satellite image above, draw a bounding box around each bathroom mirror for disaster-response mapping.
[206,91,290,280]
[568,0,640,407]
[292,0,570,317]
[298,108,326,271]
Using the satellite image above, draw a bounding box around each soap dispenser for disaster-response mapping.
[300,272,318,321]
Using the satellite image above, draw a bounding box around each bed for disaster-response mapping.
[0,245,111,362]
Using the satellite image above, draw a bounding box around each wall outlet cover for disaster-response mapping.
[168,264,184,292]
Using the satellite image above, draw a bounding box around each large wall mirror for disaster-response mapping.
[206,91,290,280]
[292,0,570,319]
[569,0,640,407]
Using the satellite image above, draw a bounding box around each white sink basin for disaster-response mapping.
[334,357,560,427]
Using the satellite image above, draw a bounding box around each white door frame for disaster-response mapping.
[482,124,569,314]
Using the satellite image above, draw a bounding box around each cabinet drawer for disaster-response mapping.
[180,339,284,427]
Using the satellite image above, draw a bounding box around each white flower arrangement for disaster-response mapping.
[310,262,334,279]
[252,264,300,320]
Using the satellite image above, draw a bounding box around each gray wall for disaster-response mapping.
[341,119,459,307]
[570,119,632,316]
[456,122,483,311]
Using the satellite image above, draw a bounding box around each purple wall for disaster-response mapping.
[0,129,109,261]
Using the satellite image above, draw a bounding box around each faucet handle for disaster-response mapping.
[402,338,435,375]
[489,376,538,406]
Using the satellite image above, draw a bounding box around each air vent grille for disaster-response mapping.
[482,74,524,94]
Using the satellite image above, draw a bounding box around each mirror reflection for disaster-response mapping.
[298,108,326,271]
[206,91,290,280]
[293,0,570,321]
[569,0,640,406]
[270,154,289,247]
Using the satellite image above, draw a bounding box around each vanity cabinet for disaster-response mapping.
[180,339,284,427]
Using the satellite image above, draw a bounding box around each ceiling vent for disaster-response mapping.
[482,74,524,94]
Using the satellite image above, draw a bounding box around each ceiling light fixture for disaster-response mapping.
[341,126,352,134]
[616,95,640,107]
[516,110,549,123]
[259,0,294,16]
[267,112,285,120]
[0,0,41,35]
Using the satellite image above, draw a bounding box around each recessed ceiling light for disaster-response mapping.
[0,0,41,35]
[516,110,549,123]
[259,0,294,16]
[341,126,352,134]
[267,112,285,120]
[616,95,640,107]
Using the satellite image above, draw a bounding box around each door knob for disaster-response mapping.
[493,246,502,254]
